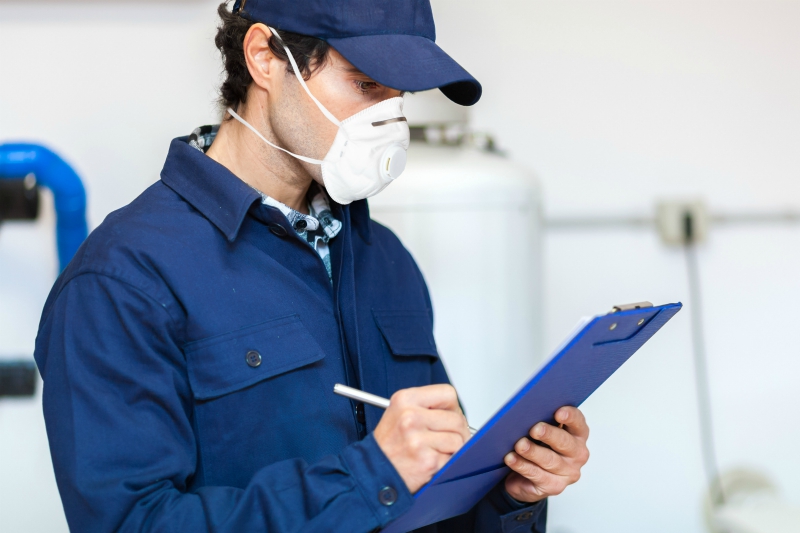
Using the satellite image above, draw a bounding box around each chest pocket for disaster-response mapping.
[373,310,439,391]
[184,314,326,400]
[184,314,334,487]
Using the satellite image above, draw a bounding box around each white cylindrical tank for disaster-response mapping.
[369,92,543,426]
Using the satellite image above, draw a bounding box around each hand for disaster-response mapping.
[373,385,471,493]
[503,406,590,503]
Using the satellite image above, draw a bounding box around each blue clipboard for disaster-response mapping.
[383,302,682,533]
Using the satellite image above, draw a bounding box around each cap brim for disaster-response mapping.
[326,34,482,106]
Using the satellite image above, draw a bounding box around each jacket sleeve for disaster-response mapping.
[34,272,413,533]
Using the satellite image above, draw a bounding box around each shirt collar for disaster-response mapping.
[256,182,343,240]
[159,135,372,244]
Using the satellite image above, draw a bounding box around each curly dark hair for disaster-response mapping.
[214,1,331,113]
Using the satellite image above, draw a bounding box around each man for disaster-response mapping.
[34,1,590,531]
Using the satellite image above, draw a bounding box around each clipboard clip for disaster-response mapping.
[609,301,653,314]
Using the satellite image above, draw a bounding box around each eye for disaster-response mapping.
[354,80,379,94]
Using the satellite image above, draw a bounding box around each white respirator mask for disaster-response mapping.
[227,26,410,205]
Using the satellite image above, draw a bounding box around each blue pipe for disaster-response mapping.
[0,143,88,271]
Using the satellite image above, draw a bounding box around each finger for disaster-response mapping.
[555,406,589,440]
[415,448,453,480]
[428,430,466,455]
[504,471,546,502]
[419,409,471,441]
[392,384,461,412]
[504,452,568,496]
[530,422,578,457]
[434,451,452,472]
[513,438,568,475]
[395,407,469,444]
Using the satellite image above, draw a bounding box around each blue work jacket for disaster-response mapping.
[34,137,546,532]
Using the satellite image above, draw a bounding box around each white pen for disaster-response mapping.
[333,383,477,435]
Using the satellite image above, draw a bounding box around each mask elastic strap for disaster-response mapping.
[227,107,323,165]
[268,26,342,128]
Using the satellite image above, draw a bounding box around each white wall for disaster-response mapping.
[431,1,800,532]
[434,0,800,215]
[1,1,799,532]
[0,2,224,531]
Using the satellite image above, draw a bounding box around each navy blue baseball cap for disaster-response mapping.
[231,0,482,106]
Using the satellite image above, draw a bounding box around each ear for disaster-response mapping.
[243,23,283,94]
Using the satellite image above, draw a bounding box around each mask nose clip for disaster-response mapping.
[380,144,407,181]
[371,117,408,127]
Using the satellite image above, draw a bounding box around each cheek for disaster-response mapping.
[309,74,375,122]
[289,81,340,149]
[273,83,339,158]
[314,113,339,149]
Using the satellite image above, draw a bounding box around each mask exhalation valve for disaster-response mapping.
[380,144,407,181]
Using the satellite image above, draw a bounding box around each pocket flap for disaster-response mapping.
[184,314,325,400]
[372,310,439,358]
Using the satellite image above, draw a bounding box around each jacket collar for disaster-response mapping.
[160,137,260,242]
[160,136,372,244]
[350,198,372,245]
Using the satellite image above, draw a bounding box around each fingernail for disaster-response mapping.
[517,439,530,452]
[534,424,545,438]
[559,409,569,422]
[505,452,516,465]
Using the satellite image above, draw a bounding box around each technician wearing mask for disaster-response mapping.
[35,1,590,532]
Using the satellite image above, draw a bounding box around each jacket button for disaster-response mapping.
[267,223,288,237]
[378,486,397,506]
[245,350,262,368]
[515,511,534,521]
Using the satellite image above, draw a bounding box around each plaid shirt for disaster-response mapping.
[188,125,342,282]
